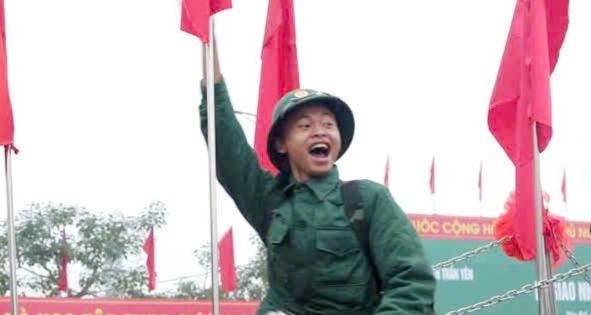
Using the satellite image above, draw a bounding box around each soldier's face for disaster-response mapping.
[276,104,341,181]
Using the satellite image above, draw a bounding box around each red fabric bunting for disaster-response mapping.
[254,0,300,174]
[180,0,232,43]
[143,229,156,291]
[494,191,573,268]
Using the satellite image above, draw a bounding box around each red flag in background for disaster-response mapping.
[0,0,15,147]
[143,228,156,291]
[488,0,569,260]
[429,157,435,195]
[254,0,300,174]
[561,167,567,204]
[218,227,236,293]
[57,229,69,292]
[383,156,390,188]
[478,161,483,202]
[180,0,232,43]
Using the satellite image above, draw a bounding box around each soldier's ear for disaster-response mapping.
[275,137,287,154]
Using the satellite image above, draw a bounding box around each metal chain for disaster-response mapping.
[432,236,511,271]
[559,241,591,286]
[545,216,591,286]
[444,262,591,315]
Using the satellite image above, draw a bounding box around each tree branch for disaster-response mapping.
[75,268,99,298]
[39,261,53,276]
[21,267,50,279]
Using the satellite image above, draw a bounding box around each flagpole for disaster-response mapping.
[431,194,436,215]
[478,200,483,217]
[533,125,557,315]
[430,157,436,214]
[4,145,19,315]
[205,18,220,315]
[562,166,568,218]
[478,161,483,217]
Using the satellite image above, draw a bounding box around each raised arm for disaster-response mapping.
[199,39,274,236]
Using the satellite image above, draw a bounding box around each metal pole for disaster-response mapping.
[478,201,483,218]
[4,145,18,315]
[533,125,557,315]
[205,18,220,315]
[233,110,256,118]
[431,158,436,214]
[479,161,483,217]
[563,166,568,218]
[431,194,436,215]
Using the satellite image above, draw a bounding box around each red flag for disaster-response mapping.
[561,167,567,204]
[429,157,435,195]
[143,228,156,291]
[254,0,300,174]
[383,156,390,188]
[218,227,236,293]
[478,161,483,202]
[57,229,69,292]
[488,0,569,260]
[180,0,232,43]
[0,0,15,147]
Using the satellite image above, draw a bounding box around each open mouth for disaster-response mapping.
[308,142,330,158]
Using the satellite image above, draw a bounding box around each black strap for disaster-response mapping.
[341,180,383,291]
[341,180,364,244]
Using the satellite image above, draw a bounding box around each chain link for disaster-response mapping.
[432,237,511,271]
[559,241,591,286]
[444,262,591,315]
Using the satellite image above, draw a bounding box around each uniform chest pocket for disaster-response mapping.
[267,217,289,245]
[314,227,366,290]
[316,228,360,257]
[267,217,291,286]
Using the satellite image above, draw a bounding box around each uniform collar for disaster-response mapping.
[281,166,340,201]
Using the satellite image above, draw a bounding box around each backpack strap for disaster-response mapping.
[341,180,383,291]
[341,180,365,245]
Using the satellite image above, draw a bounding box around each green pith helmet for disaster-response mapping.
[267,88,355,171]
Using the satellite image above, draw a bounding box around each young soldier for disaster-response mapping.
[200,45,436,315]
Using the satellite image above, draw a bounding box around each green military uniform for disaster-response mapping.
[200,81,436,315]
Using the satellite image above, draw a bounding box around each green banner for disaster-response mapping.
[424,239,591,315]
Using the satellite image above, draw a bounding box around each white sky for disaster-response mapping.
[1,0,590,294]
